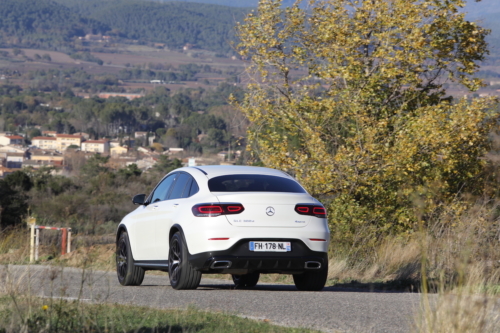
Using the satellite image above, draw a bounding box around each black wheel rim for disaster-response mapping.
[116,238,128,281]
[169,237,182,285]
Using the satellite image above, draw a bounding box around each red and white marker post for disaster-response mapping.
[27,218,72,262]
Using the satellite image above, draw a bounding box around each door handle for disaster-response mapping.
[173,203,179,207]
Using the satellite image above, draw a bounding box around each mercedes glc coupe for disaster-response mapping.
[116,165,330,291]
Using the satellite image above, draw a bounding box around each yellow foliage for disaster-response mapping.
[234,0,499,242]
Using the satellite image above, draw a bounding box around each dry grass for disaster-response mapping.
[58,244,115,271]
[0,229,117,270]
[324,200,500,332]
[416,260,500,333]
[417,294,499,333]
[327,200,500,287]
[414,204,500,332]
[0,228,30,265]
[327,237,422,283]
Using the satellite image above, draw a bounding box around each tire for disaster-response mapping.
[232,272,260,289]
[293,261,328,291]
[168,232,201,290]
[116,231,145,286]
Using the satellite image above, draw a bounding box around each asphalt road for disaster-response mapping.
[3,265,423,333]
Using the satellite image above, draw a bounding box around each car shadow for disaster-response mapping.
[197,280,420,293]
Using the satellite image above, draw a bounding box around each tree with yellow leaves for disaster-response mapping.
[235,0,499,248]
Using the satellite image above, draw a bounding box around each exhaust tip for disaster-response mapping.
[304,261,321,269]
[210,260,232,269]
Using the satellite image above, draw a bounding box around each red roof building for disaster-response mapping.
[32,137,58,150]
[0,135,23,146]
[81,140,110,153]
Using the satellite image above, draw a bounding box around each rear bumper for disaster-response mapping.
[188,238,328,274]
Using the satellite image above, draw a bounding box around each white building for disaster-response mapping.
[111,146,128,156]
[41,131,57,137]
[73,132,90,140]
[56,134,83,150]
[81,140,110,153]
[168,148,184,154]
[6,152,25,168]
[110,140,121,148]
[32,137,58,150]
[0,145,27,154]
[0,135,23,146]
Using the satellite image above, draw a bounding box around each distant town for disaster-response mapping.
[0,130,241,178]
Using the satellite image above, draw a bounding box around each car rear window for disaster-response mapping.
[208,174,306,193]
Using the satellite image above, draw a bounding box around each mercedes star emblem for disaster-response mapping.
[266,206,275,216]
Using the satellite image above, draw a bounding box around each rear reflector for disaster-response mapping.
[295,204,327,218]
[192,203,245,217]
[309,238,327,241]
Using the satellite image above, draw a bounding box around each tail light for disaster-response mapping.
[192,203,245,217]
[294,204,327,218]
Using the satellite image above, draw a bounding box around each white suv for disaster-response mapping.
[116,165,330,291]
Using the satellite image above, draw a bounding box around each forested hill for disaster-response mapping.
[0,0,249,54]
[0,0,498,56]
[151,0,296,7]
[156,0,500,12]
[149,0,500,54]
[55,0,250,53]
[0,0,109,48]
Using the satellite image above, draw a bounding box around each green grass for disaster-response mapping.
[0,296,319,333]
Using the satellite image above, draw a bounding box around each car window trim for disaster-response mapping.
[167,172,194,200]
[181,177,193,198]
[146,172,178,204]
[186,174,199,197]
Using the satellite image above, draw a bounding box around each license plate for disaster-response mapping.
[249,241,291,252]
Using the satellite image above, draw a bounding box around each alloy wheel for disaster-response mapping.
[116,237,128,280]
[169,237,182,284]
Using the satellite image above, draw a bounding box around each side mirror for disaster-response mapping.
[132,194,146,205]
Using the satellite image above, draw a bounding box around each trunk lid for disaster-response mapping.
[214,192,316,228]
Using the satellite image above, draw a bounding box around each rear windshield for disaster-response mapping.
[208,174,306,193]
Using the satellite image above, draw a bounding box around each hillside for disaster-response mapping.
[1,0,497,56]
[55,0,250,53]
[161,0,500,11]
[0,0,249,54]
[0,0,498,62]
[152,0,296,6]
[155,0,500,56]
[0,0,109,48]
